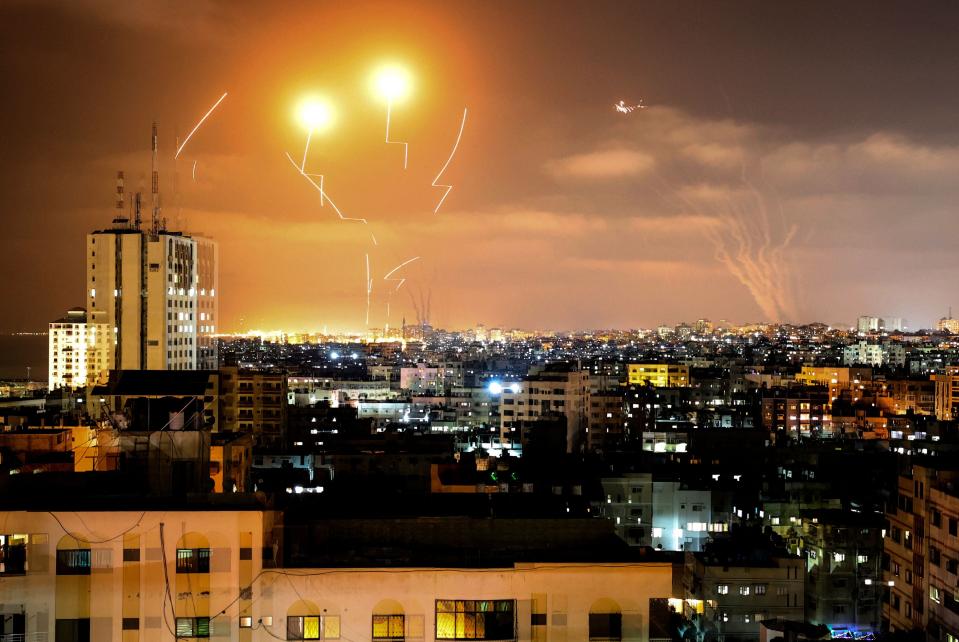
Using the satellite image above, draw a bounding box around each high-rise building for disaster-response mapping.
[86,220,218,381]
[48,307,97,390]
[84,144,218,382]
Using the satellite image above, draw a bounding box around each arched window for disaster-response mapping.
[287,599,340,640]
[175,532,210,574]
[174,532,211,638]
[588,598,622,642]
[56,534,90,575]
[372,599,405,642]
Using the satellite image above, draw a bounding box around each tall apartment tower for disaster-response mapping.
[85,128,218,383]
[86,224,219,380]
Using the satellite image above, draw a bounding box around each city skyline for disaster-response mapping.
[4,1,959,332]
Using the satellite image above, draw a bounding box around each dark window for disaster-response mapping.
[56,549,91,575]
[176,617,210,638]
[950,518,958,537]
[122,548,140,562]
[176,548,210,573]
[372,615,404,641]
[530,613,547,626]
[436,600,515,640]
[589,613,623,641]
[56,618,91,642]
[122,618,139,630]
[239,547,253,561]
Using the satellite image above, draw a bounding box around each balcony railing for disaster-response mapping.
[0,634,49,642]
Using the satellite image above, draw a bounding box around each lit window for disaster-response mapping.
[176,548,210,573]
[176,617,210,638]
[372,615,405,641]
[717,585,729,595]
[435,600,514,640]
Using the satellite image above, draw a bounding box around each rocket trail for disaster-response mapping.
[284,152,376,245]
[175,92,228,159]
[383,256,421,291]
[431,108,468,214]
[365,254,372,326]
[385,100,409,169]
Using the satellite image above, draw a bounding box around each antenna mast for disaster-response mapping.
[115,170,126,219]
[151,122,160,234]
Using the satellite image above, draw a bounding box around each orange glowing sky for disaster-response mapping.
[4,1,959,332]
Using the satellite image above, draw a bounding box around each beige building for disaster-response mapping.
[884,463,959,641]
[86,217,217,382]
[933,366,959,420]
[219,368,288,446]
[0,508,274,642]
[500,368,589,453]
[0,508,677,642]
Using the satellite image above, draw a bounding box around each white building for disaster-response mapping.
[842,341,906,368]
[499,368,589,453]
[48,308,97,390]
[857,316,905,334]
[399,363,464,394]
[86,217,218,381]
[597,474,730,551]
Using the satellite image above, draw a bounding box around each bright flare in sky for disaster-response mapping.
[373,65,412,102]
[296,97,335,131]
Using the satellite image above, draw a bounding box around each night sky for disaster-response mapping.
[3,0,959,332]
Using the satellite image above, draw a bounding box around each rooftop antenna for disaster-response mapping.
[115,170,127,222]
[151,122,161,234]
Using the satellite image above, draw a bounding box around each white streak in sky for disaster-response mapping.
[383,256,421,291]
[385,99,409,169]
[431,108,468,214]
[175,92,228,159]
[284,152,376,246]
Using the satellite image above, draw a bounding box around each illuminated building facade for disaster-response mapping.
[0,509,675,642]
[932,366,959,420]
[499,368,589,453]
[86,217,218,382]
[48,308,95,390]
[627,364,690,388]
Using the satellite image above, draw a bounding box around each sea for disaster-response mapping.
[0,334,48,381]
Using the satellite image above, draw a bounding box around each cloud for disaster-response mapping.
[545,149,655,179]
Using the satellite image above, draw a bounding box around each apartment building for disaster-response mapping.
[627,364,690,388]
[0,508,677,642]
[499,368,589,453]
[683,539,805,640]
[884,463,959,641]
